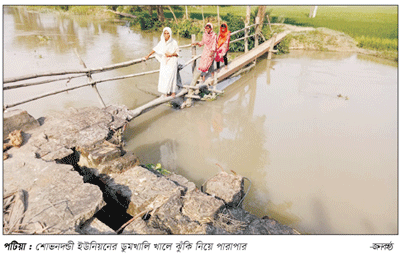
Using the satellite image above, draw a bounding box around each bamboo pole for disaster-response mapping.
[255,17,260,48]
[255,6,266,47]
[4,56,154,84]
[74,49,106,108]
[245,6,251,53]
[5,24,258,84]
[230,33,259,44]
[3,53,203,110]
[3,69,161,110]
[267,33,277,60]
[4,83,92,110]
[191,34,197,73]
[128,88,189,120]
[267,14,273,32]
[230,23,257,36]
[182,54,201,70]
[3,74,87,90]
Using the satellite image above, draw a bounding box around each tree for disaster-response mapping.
[255,6,267,46]
[156,5,164,22]
[167,6,178,24]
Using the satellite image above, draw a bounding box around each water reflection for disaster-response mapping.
[8,6,118,54]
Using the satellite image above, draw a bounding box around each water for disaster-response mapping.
[3,7,398,234]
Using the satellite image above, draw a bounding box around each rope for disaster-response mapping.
[237,177,251,208]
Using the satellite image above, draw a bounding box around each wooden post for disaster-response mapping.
[191,34,196,73]
[309,6,318,18]
[267,14,273,32]
[255,6,266,48]
[313,6,318,18]
[255,16,260,48]
[267,33,277,60]
[185,6,188,19]
[245,6,251,53]
[74,49,106,108]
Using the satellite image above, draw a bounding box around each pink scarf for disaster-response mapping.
[202,23,216,46]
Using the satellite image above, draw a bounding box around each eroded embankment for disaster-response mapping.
[3,106,299,235]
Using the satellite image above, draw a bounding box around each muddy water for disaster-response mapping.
[3,7,397,234]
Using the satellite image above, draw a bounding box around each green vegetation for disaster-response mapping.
[145,163,171,176]
[24,5,398,58]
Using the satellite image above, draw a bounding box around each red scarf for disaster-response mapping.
[217,23,230,48]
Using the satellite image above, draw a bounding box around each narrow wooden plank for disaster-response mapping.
[211,30,291,83]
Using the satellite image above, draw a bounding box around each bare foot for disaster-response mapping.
[171,93,176,97]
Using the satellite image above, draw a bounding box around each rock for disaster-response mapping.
[167,173,196,193]
[3,153,105,234]
[96,151,140,175]
[121,218,168,235]
[2,107,299,235]
[105,166,184,216]
[182,189,225,224]
[150,189,208,234]
[204,171,244,207]
[27,106,131,161]
[76,142,123,170]
[3,109,40,140]
[6,130,23,148]
[219,207,299,235]
[35,140,74,162]
[78,218,117,235]
[104,104,135,124]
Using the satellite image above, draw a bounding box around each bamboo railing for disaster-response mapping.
[3,18,268,112]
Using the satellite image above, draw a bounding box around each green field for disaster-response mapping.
[178,5,398,52]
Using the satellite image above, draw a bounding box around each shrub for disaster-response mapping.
[137,12,158,30]
[168,19,202,39]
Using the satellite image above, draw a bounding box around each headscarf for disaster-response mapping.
[202,23,216,46]
[217,22,230,49]
[153,27,179,63]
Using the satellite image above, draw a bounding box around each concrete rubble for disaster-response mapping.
[3,106,299,235]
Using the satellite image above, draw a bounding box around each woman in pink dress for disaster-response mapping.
[192,23,217,83]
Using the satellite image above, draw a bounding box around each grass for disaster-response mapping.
[174,6,398,53]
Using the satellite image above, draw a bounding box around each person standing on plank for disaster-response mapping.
[215,22,230,70]
[192,23,217,83]
[144,27,179,97]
